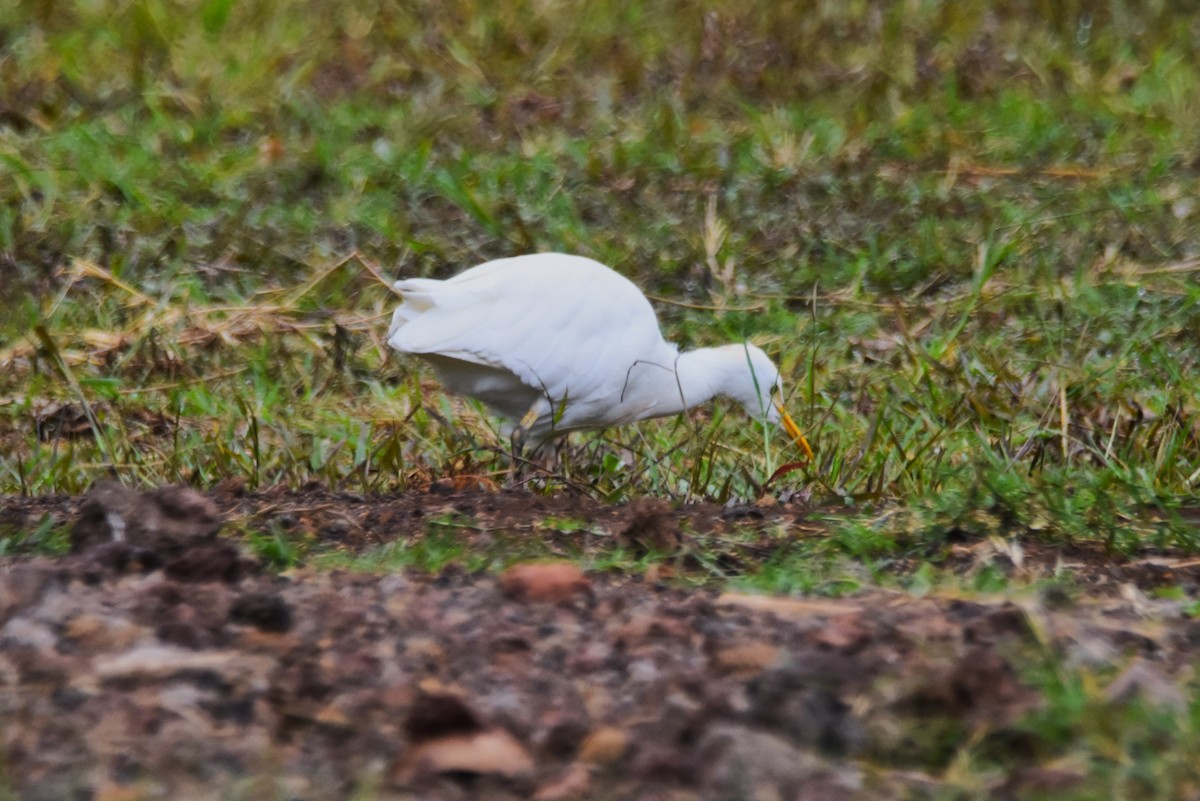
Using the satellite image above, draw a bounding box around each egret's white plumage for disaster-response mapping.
[387,253,811,454]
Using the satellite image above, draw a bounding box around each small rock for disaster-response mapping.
[694,724,849,801]
[0,617,57,649]
[500,563,590,604]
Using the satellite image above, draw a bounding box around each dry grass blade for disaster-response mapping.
[31,324,113,465]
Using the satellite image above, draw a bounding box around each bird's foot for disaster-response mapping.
[507,425,529,487]
[510,425,529,458]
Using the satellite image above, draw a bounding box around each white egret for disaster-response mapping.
[387,253,812,457]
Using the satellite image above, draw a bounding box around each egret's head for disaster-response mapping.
[733,344,784,422]
[734,344,814,460]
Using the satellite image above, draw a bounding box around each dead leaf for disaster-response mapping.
[811,615,868,651]
[578,726,627,767]
[92,781,148,801]
[711,641,781,675]
[91,645,273,684]
[63,614,147,652]
[716,593,862,621]
[501,563,590,603]
[401,729,534,782]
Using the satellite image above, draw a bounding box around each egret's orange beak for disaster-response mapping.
[776,403,814,461]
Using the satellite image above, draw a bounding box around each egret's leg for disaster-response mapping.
[510,423,528,461]
[511,403,543,455]
[507,399,550,485]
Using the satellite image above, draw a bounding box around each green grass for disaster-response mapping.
[314,528,477,574]
[2,2,1200,536]
[0,513,70,556]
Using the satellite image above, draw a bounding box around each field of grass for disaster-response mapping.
[4,0,1198,547]
[4,1,1200,797]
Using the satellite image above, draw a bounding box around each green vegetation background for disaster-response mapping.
[5,5,1200,795]
[2,0,1199,551]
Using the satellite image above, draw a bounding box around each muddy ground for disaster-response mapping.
[2,484,1199,800]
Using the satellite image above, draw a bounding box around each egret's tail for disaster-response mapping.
[388,277,485,355]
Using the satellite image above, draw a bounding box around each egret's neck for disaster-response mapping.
[634,347,736,416]
[619,345,762,423]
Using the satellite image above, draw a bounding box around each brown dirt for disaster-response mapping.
[1,484,1198,800]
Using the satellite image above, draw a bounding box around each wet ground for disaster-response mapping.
[2,484,1199,800]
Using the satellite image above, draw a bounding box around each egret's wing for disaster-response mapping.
[389,255,666,401]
